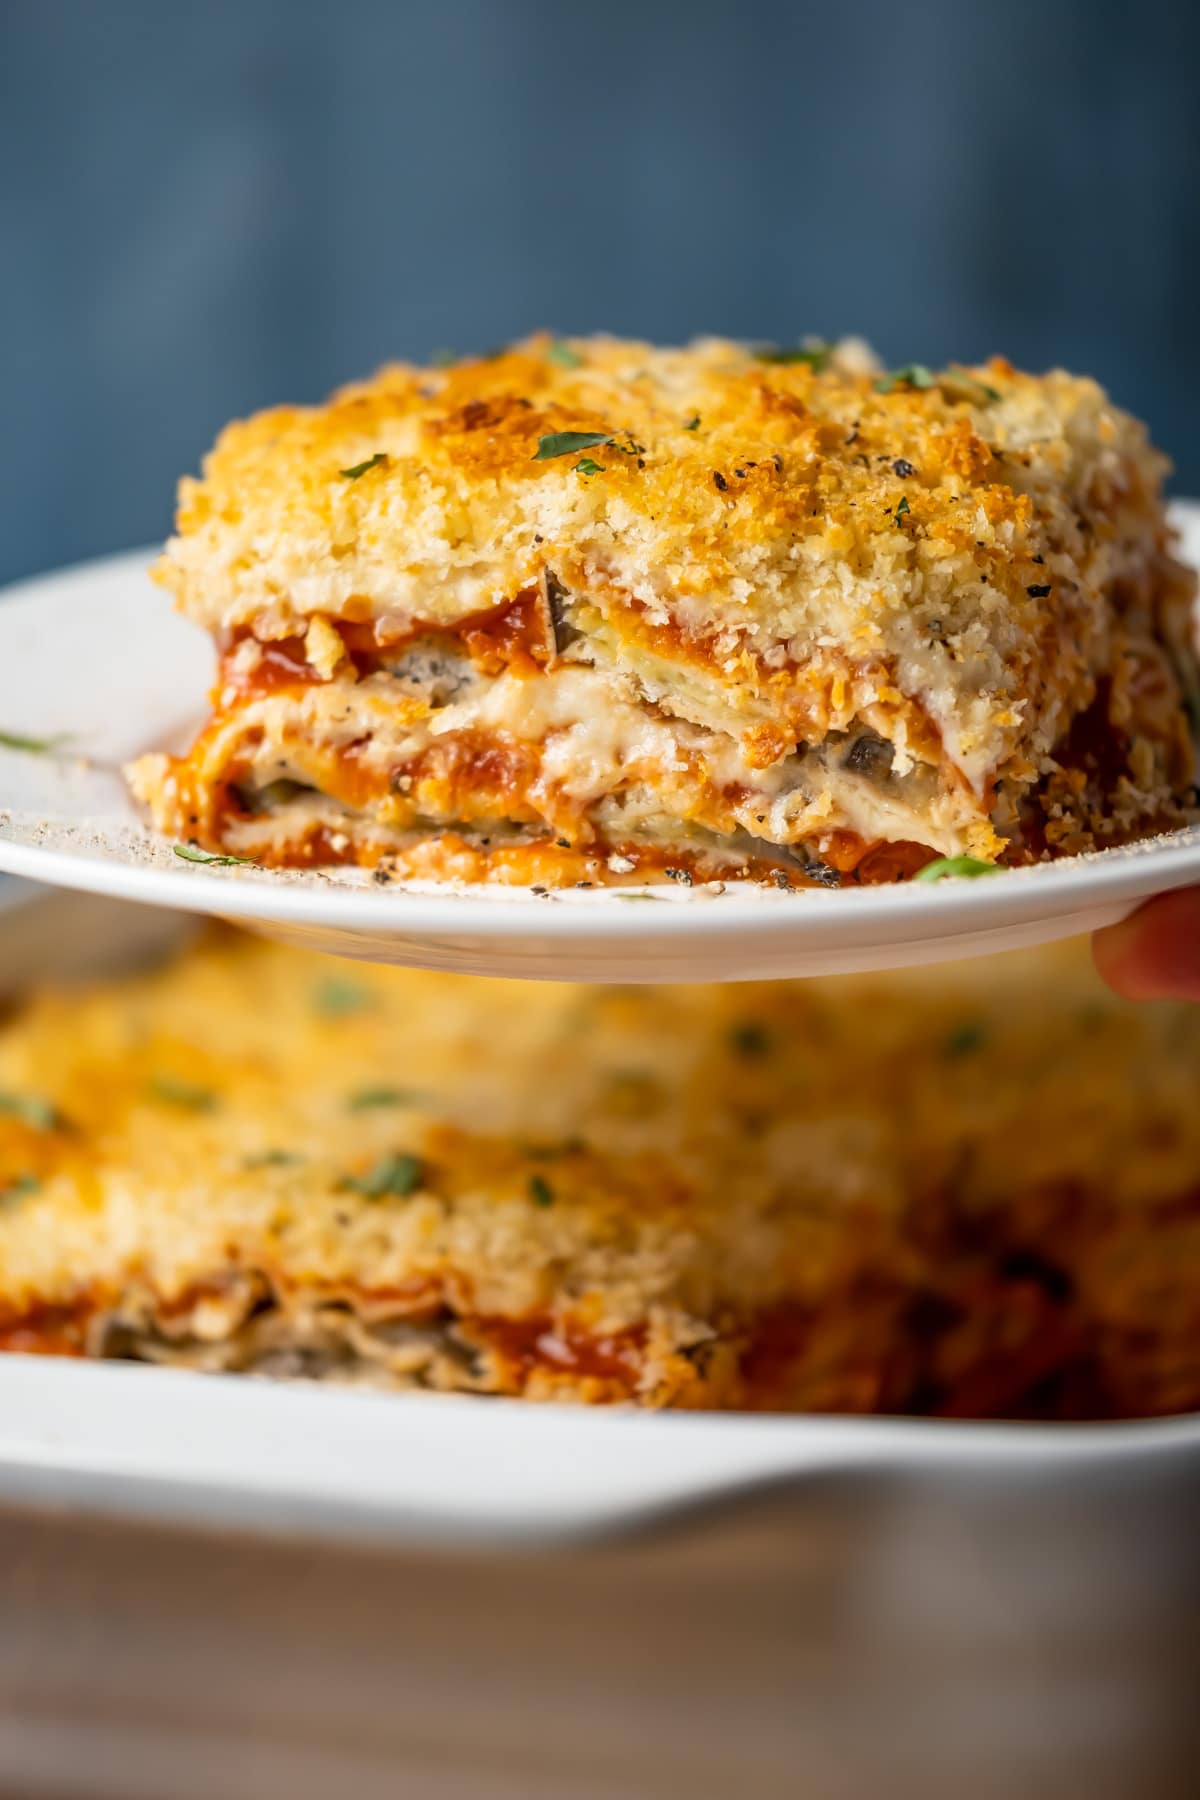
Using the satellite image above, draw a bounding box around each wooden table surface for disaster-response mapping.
[0,1464,1197,1800]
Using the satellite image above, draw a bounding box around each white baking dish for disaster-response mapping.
[0,884,1196,1800]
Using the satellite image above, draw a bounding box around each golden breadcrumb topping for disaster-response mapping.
[137,335,1197,884]
[1,928,1199,1418]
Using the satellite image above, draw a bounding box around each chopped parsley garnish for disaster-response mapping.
[526,1136,585,1159]
[346,1086,423,1111]
[942,1021,988,1059]
[913,855,1001,883]
[546,340,583,368]
[605,1068,663,1116]
[148,1076,218,1112]
[528,1173,555,1208]
[339,1150,424,1199]
[535,430,611,460]
[312,976,371,1017]
[729,1021,771,1059]
[874,364,936,393]
[0,1091,60,1131]
[340,452,388,480]
[684,414,701,430]
[756,340,832,370]
[0,1173,40,1206]
[574,457,606,477]
[534,431,643,462]
[242,1149,304,1169]
[430,348,458,367]
[894,495,911,521]
[0,729,71,754]
[174,843,257,868]
[946,364,1001,401]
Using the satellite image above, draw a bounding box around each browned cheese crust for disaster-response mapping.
[130,335,1199,885]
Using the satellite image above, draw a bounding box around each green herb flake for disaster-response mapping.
[546,340,583,368]
[614,892,664,902]
[0,1091,61,1131]
[946,364,1001,402]
[1183,682,1200,736]
[942,1021,988,1060]
[0,729,72,754]
[534,431,643,463]
[874,364,936,394]
[0,1172,41,1206]
[913,855,1001,883]
[529,1173,555,1209]
[312,976,372,1018]
[574,457,606,477]
[430,348,458,368]
[894,495,911,521]
[339,451,388,481]
[173,843,257,868]
[346,1086,423,1111]
[683,415,701,430]
[242,1149,305,1170]
[148,1076,218,1113]
[729,1022,771,1059]
[339,1150,424,1200]
[535,430,611,460]
[604,1067,661,1108]
[609,1067,655,1087]
[526,1136,586,1160]
[756,341,832,370]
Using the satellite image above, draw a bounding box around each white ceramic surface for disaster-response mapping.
[0,512,1197,982]
[1,1352,1197,1548]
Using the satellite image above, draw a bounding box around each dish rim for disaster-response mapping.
[0,1354,1197,1548]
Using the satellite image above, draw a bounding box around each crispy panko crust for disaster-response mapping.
[135,335,1199,882]
[2,928,1200,1419]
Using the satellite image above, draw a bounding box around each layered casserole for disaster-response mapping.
[1,928,1197,1419]
[130,335,1199,887]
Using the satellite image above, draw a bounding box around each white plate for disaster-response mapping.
[0,514,1197,982]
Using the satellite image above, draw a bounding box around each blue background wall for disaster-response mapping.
[3,0,1198,584]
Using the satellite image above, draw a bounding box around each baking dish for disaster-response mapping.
[0,882,1196,1800]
